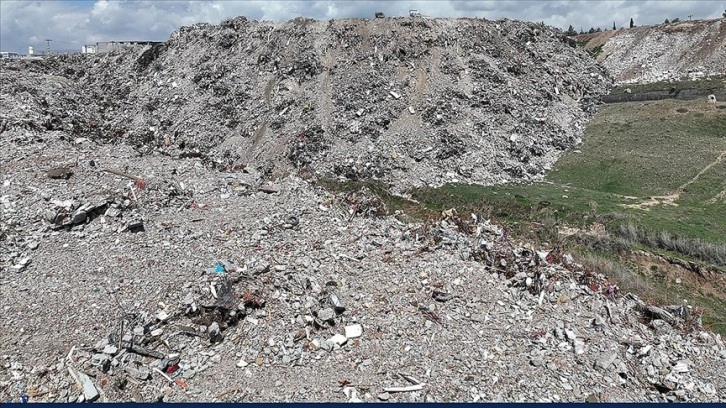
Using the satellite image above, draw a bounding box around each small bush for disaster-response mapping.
[617,222,726,266]
[578,254,650,295]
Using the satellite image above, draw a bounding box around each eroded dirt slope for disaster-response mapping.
[578,18,726,84]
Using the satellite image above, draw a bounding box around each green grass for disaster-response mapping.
[548,100,726,242]
[409,98,726,333]
[587,44,604,58]
[575,39,603,58]
[317,96,726,334]
[413,99,726,246]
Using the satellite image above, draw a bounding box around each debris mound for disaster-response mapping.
[1,16,610,192]
[576,18,726,84]
[3,15,722,404]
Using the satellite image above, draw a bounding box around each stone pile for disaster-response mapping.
[1,16,723,404]
[1,128,723,401]
[582,19,726,84]
[1,16,610,192]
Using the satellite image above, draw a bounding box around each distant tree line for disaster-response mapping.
[565,24,608,36]
[564,12,721,36]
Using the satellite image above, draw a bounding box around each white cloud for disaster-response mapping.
[1,0,723,53]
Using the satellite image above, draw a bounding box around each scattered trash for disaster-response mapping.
[126,366,151,381]
[68,368,100,402]
[208,322,224,343]
[398,372,421,385]
[318,308,335,322]
[383,384,424,393]
[165,363,181,377]
[152,367,174,383]
[328,333,348,346]
[343,386,362,402]
[418,307,442,325]
[207,259,240,275]
[432,290,454,302]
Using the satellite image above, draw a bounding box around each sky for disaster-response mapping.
[1,0,724,53]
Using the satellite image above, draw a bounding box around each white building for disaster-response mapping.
[81,41,162,54]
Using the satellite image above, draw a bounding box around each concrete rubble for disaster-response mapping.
[0,16,609,193]
[578,19,726,85]
[1,16,724,403]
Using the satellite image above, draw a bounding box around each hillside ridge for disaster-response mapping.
[576,18,726,84]
[3,17,609,192]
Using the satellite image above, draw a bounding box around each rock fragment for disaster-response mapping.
[76,371,100,402]
[328,333,348,346]
[47,167,73,179]
[344,324,363,339]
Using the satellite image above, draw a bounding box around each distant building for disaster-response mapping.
[81,40,163,54]
[0,51,21,59]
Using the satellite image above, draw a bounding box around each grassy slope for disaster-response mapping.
[407,98,726,333]
[548,100,726,242]
[610,75,726,94]
[414,99,726,244]
[321,97,726,332]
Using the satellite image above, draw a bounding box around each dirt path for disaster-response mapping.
[264,77,276,109]
[316,49,336,134]
[622,150,726,210]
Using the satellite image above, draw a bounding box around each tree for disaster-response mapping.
[672,17,680,23]
[565,24,578,36]
[612,21,616,30]
[588,27,596,34]
[664,18,670,24]
[722,9,725,17]
[630,18,634,28]
[596,27,602,32]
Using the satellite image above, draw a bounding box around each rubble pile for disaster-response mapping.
[1,16,610,192]
[1,149,724,401]
[579,19,726,84]
[1,16,723,403]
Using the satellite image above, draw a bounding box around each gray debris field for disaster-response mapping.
[597,19,726,85]
[2,16,609,192]
[1,16,724,403]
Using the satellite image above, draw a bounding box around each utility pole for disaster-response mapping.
[44,39,52,55]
